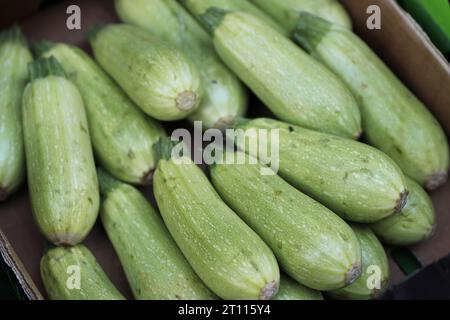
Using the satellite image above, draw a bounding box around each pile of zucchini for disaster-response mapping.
[0,0,448,301]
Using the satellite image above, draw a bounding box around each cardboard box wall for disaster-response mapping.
[0,0,449,299]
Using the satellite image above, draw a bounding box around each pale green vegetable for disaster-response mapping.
[36,42,165,185]
[0,25,32,201]
[196,9,361,139]
[273,275,323,300]
[210,151,362,291]
[294,13,449,189]
[115,0,247,129]
[22,57,99,245]
[180,0,286,35]
[250,0,352,32]
[328,225,389,300]
[372,177,436,246]
[98,169,216,300]
[88,23,203,121]
[153,142,280,300]
[41,245,124,300]
[235,118,408,223]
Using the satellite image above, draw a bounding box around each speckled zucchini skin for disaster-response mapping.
[196,9,361,139]
[372,177,436,246]
[180,0,286,35]
[210,152,362,291]
[328,225,389,300]
[98,169,216,300]
[37,42,165,185]
[235,118,408,223]
[273,274,323,300]
[153,154,280,300]
[22,58,99,245]
[89,23,203,121]
[294,13,449,189]
[40,245,124,300]
[249,0,352,33]
[115,0,247,129]
[0,25,32,201]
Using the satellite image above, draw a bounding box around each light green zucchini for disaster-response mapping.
[196,8,361,139]
[22,57,99,245]
[328,225,389,300]
[88,23,203,121]
[294,13,449,189]
[235,118,408,223]
[273,274,323,300]
[35,42,165,185]
[41,245,124,300]
[180,0,286,35]
[372,177,436,246]
[0,25,32,201]
[249,0,352,33]
[114,0,247,129]
[210,151,362,291]
[153,142,280,300]
[98,169,216,300]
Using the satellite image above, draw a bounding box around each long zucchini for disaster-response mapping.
[153,142,280,300]
[210,152,362,291]
[235,118,408,223]
[195,8,361,139]
[98,169,216,300]
[328,225,389,300]
[88,23,203,121]
[0,25,32,201]
[273,274,323,300]
[372,177,436,246]
[114,0,247,129]
[41,245,124,300]
[180,0,286,35]
[35,42,165,185]
[294,13,449,189]
[22,57,99,245]
[249,0,352,33]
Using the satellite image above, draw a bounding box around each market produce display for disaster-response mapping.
[0,0,449,301]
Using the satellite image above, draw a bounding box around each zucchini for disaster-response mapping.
[180,0,286,35]
[210,151,362,291]
[35,42,165,185]
[88,23,203,121]
[22,57,99,245]
[196,8,362,139]
[0,25,32,201]
[294,13,449,189]
[328,225,389,300]
[249,0,352,33]
[372,177,436,246]
[41,245,124,300]
[153,141,280,300]
[98,169,216,300]
[114,0,247,129]
[273,274,323,300]
[235,118,408,223]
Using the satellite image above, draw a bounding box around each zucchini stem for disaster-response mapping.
[32,41,57,57]
[28,56,66,81]
[97,168,122,196]
[154,137,180,161]
[199,7,228,34]
[292,12,333,53]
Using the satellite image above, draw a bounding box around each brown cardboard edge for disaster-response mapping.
[389,0,450,75]
[0,228,43,300]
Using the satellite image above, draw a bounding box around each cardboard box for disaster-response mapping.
[0,0,449,299]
